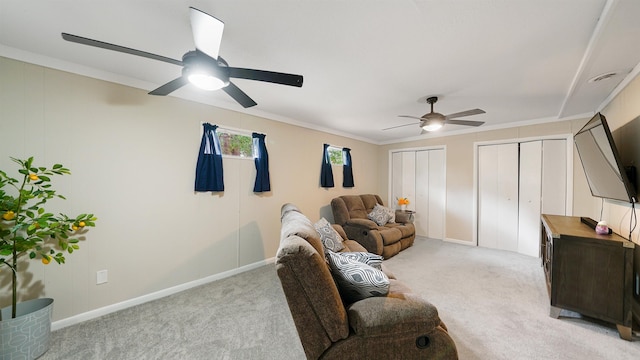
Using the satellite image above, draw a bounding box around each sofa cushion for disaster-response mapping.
[327,251,390,303]
[314,217,345,252]
[379,227,403,245]
[338,252,384,270]
[368,203,392,226]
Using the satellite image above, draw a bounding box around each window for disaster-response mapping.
[327,146,344,166]
[217,128,254,158]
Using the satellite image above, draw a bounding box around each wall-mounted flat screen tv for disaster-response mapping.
[574,112,637,203]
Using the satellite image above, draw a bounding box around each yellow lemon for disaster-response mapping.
[72,225,79,231]
[2,211,15,221]
[29,173,39,181]
[79,221,86,227]
[41,256,50,265]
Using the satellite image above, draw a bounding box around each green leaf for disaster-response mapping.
[29,252,36,259]
[71,244,79,250]
[38,175,51,182]
[53,164,63,169]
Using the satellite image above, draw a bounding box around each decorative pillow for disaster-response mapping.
[339,252,383,270]
[314,217,345,252]
[368,203,391,226]
[383,205,395,223]
[327,251,390,303]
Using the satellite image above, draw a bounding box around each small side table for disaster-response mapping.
[395,210,415,223]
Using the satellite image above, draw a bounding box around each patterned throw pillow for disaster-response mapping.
[314,217,345,252]
[368,203,391,226]
[327,251,389,303]
[339,252,384,270]
[383,205,395,223]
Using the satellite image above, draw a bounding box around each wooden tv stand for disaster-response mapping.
[540,214,637,340]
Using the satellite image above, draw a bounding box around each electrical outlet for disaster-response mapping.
[97,270,108,285]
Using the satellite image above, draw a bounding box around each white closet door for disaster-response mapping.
[392,149,446,239]
[391,152,404,205]
[518,141,542,257]
[402,152,416,209]
[415,151,430,237]
[478,143,519,251]
[542,139,567,215]
[427,149,445,239]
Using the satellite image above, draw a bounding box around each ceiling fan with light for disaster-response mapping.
[62,7,303,108]
[384,96,485,133]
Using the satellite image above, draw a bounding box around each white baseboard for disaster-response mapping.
[51,257,275,331]
[444,237,476,246]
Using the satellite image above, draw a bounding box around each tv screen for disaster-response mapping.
[574,112,637,203]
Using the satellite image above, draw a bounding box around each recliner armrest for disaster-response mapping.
[347,294,440,337]
[344,218,379,230]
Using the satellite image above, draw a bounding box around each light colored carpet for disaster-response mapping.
[40,237,639,359]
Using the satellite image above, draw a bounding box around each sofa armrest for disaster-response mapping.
[341,219,383,255]
[347,294,441,337]
[344,218,379,230]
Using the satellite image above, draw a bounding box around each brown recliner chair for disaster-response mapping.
[276,203,458,360]
[331,194,415,259]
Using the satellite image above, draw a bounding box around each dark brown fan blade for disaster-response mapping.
[223,82,257,108]
[444,109,485,119]
[149,77,189,96]
[444,119,485,127]
[228,68,303,87]
[62,33,183,66]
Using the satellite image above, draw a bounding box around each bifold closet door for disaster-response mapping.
[478,143,519,252]
[517,141,542,257]
[415,149,445,239]
[391,151,416,207]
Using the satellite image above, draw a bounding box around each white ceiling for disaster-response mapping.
[2,0,640,144]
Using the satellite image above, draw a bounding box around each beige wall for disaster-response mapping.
[600,75,640,245]
[0,57,379,321]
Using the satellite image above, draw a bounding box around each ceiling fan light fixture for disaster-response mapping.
[421,120,443,132]
[187,72,228,91]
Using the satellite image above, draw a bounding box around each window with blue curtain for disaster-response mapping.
[195,123,224,192]
[252,132,271,192]
[320,143,334,188]
[342,147,354,187]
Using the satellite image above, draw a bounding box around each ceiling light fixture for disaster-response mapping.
[182,51,229,91]
[188,72,228,91]
[421,120,443,132]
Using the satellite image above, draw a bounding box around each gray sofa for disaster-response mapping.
[331,194,416,259]
[276,203,457,359]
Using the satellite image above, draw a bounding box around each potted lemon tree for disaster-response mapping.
[0,157,96,359]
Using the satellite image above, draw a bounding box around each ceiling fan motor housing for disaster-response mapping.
[182,51,230,85]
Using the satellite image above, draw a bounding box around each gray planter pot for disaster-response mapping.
[0,298,54,360]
